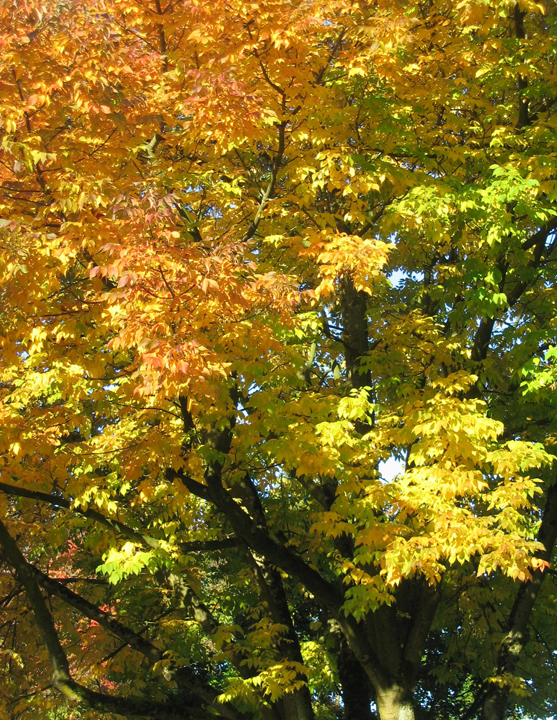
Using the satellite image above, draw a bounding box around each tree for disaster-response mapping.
[1,0,557,719]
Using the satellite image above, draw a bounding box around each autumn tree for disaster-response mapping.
[1,1,557,719]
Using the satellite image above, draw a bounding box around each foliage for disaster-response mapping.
[1,1,557,719]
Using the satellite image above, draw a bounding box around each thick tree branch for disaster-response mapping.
[314,27,346,85]
[245,121,286,241]
[341,276,371,389]
[155,0,168,73]
[471,221,557,363]
[170,461,390,691]
[401,582,440,681]
[174,467,345,614]
[514,4,529,128]
[0,481,237,555]
[0,550,242,718]
[521,219,557,252]
[26,563,163,664]
[171,391,391,690]
[0,481,158,547]
[471,317,496,363]
[0,517,216,719]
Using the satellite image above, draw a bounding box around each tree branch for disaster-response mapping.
[244,121,286,241]
[471,221,557,363]
[0,481,237,555]
[521,219,557,252]
[0,481,158,547]
[25,562,163,664]
[0,517,217,719]
[480,480,557,720]
[169,459,390,692]
[401,582,440,681]
[514,4,529,128]
[313,27,346,85]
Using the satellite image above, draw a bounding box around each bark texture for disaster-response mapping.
[375,684,415,720]
[337,637,376,720]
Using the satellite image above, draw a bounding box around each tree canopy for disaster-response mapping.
[1,1,557,719]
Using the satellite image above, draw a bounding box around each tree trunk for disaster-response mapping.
[275,693,314,720]
[337,637,376,720]
[340,276,370,389]
[375,684,415,720]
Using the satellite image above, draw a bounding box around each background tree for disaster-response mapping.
[0,1,557,720]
